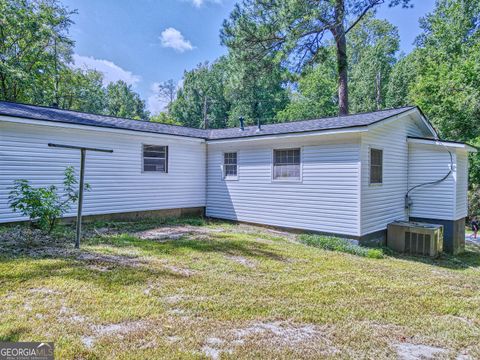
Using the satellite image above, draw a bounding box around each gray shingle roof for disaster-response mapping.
[207,106,416,140]
[0,101,208,138]
[0,101,416,141]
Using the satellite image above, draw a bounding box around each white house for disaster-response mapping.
[0,101,476,251]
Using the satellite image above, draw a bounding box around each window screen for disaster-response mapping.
[370,148,383,184]
[143,145,168,172]
[273,148,301,180]
[223,152,237,178]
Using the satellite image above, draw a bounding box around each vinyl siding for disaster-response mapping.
[0,121,206,223]
[456,150,468,219]
[206,135,361,237]
[407,143,456,220]
[360,115,426,235]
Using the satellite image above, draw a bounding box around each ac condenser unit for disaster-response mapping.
[387,221,443,257]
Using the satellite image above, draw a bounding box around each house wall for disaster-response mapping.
[360,115,426,236]
[206,134,362,237]
[455,150,469,219]
[407,143,457,220]
[0,120,206,223]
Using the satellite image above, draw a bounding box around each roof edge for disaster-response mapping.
[407,136,477,152]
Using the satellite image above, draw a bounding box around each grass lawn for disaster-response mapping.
[1,217,479,359]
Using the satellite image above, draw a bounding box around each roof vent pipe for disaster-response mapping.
[257,118,261,132]
[239,116,245,131]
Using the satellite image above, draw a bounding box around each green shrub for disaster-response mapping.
[8,166,90,233]
[299,234,384,259]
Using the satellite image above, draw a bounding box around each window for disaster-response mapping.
[223,152,237,179]
[143,145,168,172]
[273,148,301,180]
[370,148,383,184]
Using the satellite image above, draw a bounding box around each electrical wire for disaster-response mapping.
[405,124,454,211]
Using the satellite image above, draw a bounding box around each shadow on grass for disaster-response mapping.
[387,241,480,270]
[0,327,28,342]
[84,231,288,262]
[0,216,289,289]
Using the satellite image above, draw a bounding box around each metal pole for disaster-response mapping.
[75,149,86,249]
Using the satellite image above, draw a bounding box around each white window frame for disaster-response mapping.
[222,151,238,181]
[369,147,383,185]
[142,144,169,174]
[271,147,303,183]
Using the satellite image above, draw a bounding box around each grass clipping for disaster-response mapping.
[299,234,384,259]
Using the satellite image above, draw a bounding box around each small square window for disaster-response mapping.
[143,145,168,172]
[273,148,301,180]
[223,152,237,179]
[370,148,383,184]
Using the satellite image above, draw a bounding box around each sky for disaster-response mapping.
[61,0,436,115]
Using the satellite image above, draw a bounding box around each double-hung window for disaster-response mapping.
[370,148,383,184]
[223,152,237,179]
[273,148,301,180]
[143,145,168,173]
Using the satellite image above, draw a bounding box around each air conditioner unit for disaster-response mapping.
[387,221,443,257]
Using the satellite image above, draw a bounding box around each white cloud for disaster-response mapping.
[72,54,140,86]
[160,28,194,52]
[188,0,222,8]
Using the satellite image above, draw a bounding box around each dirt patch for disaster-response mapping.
[77,252,145,268]
[226,255,257,269]
[81,319,148,349]
[394,342,448,359]
[58,305,87,324]
[135,227,190,241]
[202,321,336,359]
[163,265,196,277]
[29,287,62,295]
[135,225,222,242]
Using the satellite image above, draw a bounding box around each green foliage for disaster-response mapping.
[385,52,417,108]
[276,54,338,121]
[105,81,149,120]
[0,0,75,103]
[8,167,90,233]
[299,234,384,259]
[171,59,230,129]
[348,15,400,112]
[150,112,182,125]
[409,0,480,141]
[221,0,411,115]
[468,184,480,219]
[170,56,288,128]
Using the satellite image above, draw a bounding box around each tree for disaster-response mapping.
[150,112,181,125]
[224,53,289,127]
[0,0,75,103]
[409,0,480,141]
[385,52,417,108]
[171,60,230,129]
[221,0,411,115]
[105,80,149,120]
[58,69,106,114]
[157,79,177,114]
[348,14,400,112]
[277,48,337,121]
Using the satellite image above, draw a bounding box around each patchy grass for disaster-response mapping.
[0,217,480,359]
[299,234,384,259]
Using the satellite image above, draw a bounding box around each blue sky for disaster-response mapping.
[61,0,436,114]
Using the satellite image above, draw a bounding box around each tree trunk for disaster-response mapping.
[375,71,382,110]
[334,0,349,116]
